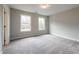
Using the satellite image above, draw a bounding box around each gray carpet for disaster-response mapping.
[3,34,79,54]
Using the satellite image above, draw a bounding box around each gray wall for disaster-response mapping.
[0,5,2,53]
[10,8,49,40]
[0,16,2,53]
[49,7,79,40]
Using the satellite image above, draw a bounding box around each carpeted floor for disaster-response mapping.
[3,34,79,54]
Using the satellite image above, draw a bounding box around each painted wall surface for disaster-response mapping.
[0,16,2,53]
[49,7,79,40]
[10,8,49,40]
[0,5,2,53]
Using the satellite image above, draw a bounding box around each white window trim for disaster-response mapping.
[20,14,31,32]
[38,17,45,31]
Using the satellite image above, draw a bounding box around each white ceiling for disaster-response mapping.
[9,4,79,16]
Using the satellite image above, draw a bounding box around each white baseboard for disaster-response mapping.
[51,33,79,42]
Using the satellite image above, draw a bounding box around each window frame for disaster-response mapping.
[20,14,31,32]
[38,17,45,31]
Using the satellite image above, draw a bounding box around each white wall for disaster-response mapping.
[10,8,49,40]
[49,7,79,40]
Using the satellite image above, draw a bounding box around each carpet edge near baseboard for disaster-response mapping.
[51,33,79,42]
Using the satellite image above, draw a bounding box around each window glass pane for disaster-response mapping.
[21,14,31,32]
[38,17,45,30]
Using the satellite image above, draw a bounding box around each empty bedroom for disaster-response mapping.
[0,4,79,54]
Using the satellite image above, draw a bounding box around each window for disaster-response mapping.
[38,17,45,30]
[20,14,31,32]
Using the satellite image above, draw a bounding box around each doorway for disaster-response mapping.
[3,5,10,46]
